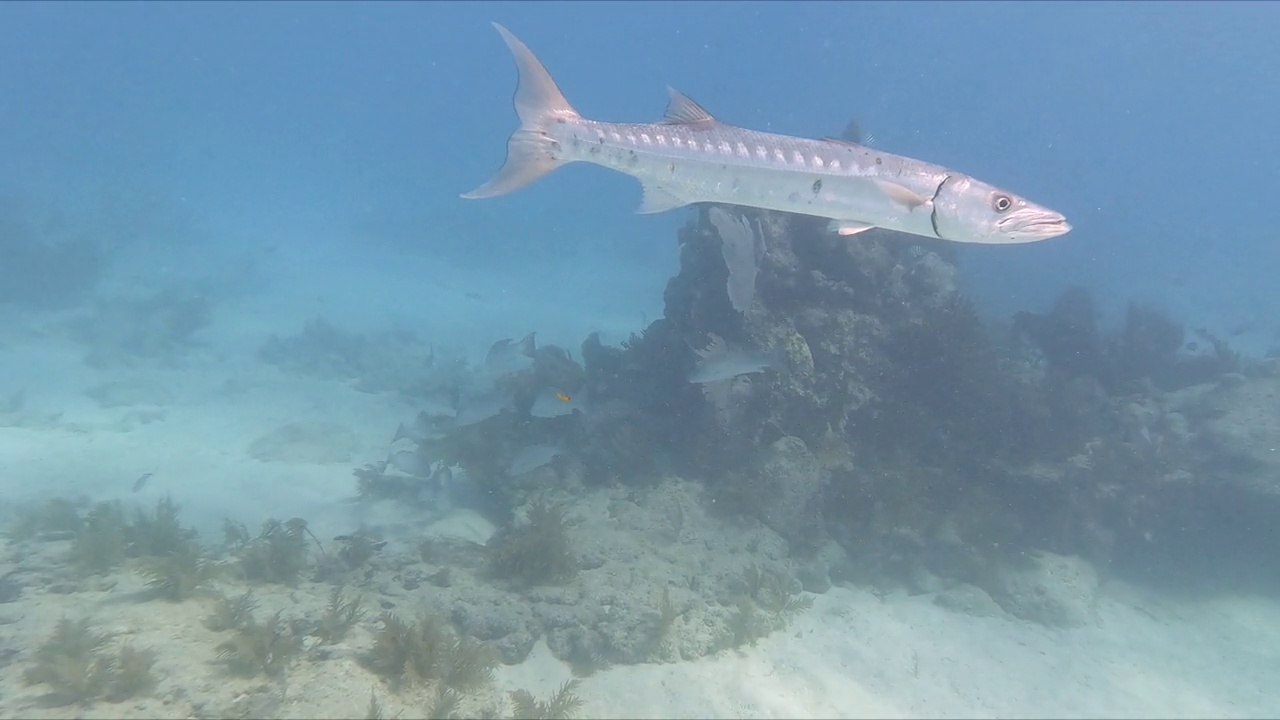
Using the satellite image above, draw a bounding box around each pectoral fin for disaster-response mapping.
[829,220,877,236]
[873,179,928,210]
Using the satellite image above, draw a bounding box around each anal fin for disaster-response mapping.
[636,182,689,214]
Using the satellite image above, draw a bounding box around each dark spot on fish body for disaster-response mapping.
[628,150,638,166]
[556,118,566,124]
[812,179,823,194]
[788,191,801,203]
[875,157,883,165]
[668,162,676,175]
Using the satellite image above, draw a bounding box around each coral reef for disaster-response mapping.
[1013,287,1239,393]
[331,194,1277,694]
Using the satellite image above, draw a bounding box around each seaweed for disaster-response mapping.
[237,517,311,585]
[486,498,577,587]
[222,518,251,549]
[655,586,680,643]
[424,685,464,720]
[366,688,385,720]
[69,501,130,575]
[728,596,766,648]
[138,541,213,601]
[725,563,814,649]
[8,497,83,540]
[22,617,156,705]
[204,590,258,632]
[23,617,112,704]
[315,587,366,645]
[362,612,498,692]
[354,463,388,499]
[335,532,385,570]
[215,610,302,678]
[106,643,158,701]
[65,497,204,577]
[509,679,584,720]
[127,496,197,557]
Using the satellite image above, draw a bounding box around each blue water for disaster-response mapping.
[3,2,1279,718]
[6,1,1278,345]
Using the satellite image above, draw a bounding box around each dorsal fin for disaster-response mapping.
[821,136,863,148]
[840,118,866,145]
[662,88,717,125]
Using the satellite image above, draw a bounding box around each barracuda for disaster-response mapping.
[462,23,1071,245]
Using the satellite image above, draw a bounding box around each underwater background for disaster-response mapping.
[1,1,1278,718]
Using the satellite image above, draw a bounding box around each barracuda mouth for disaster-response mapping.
[999,208,1072,241]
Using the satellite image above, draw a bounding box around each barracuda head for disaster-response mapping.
[931,175,1071,244]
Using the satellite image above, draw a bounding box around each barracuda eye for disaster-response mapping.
[993,195,1013,213]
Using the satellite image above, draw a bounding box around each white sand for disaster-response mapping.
[2,273,1278,719]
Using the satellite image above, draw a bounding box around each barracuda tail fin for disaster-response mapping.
[461,23,579,200]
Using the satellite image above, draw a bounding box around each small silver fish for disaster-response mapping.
[389,450,433,477]
[688,334,782,384]
[392,409,453,444]
[132,472,154,493]
[507,443,562,477]
[454,386,512,427]
[485,332,537,375]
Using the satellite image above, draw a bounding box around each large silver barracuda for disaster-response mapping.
[463,23,1070,245]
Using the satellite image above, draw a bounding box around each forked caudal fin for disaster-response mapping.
[460,23,579,200]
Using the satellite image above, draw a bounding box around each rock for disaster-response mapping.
[933,583,1005,618]
[246,421,361,464]
[746,436,828,548]
[988,551,1099,628]
[1193,375,1280,493]
[795,556,831,594]
[450,598,540,664]
[85,380,174,408]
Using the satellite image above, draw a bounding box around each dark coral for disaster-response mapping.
[1014,287,1238,393]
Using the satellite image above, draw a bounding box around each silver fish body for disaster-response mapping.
[688,334,781,384]
[463,24,1070,245]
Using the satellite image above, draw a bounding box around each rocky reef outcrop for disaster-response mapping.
[575,206,1278,597]
[351,202,1279,672]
